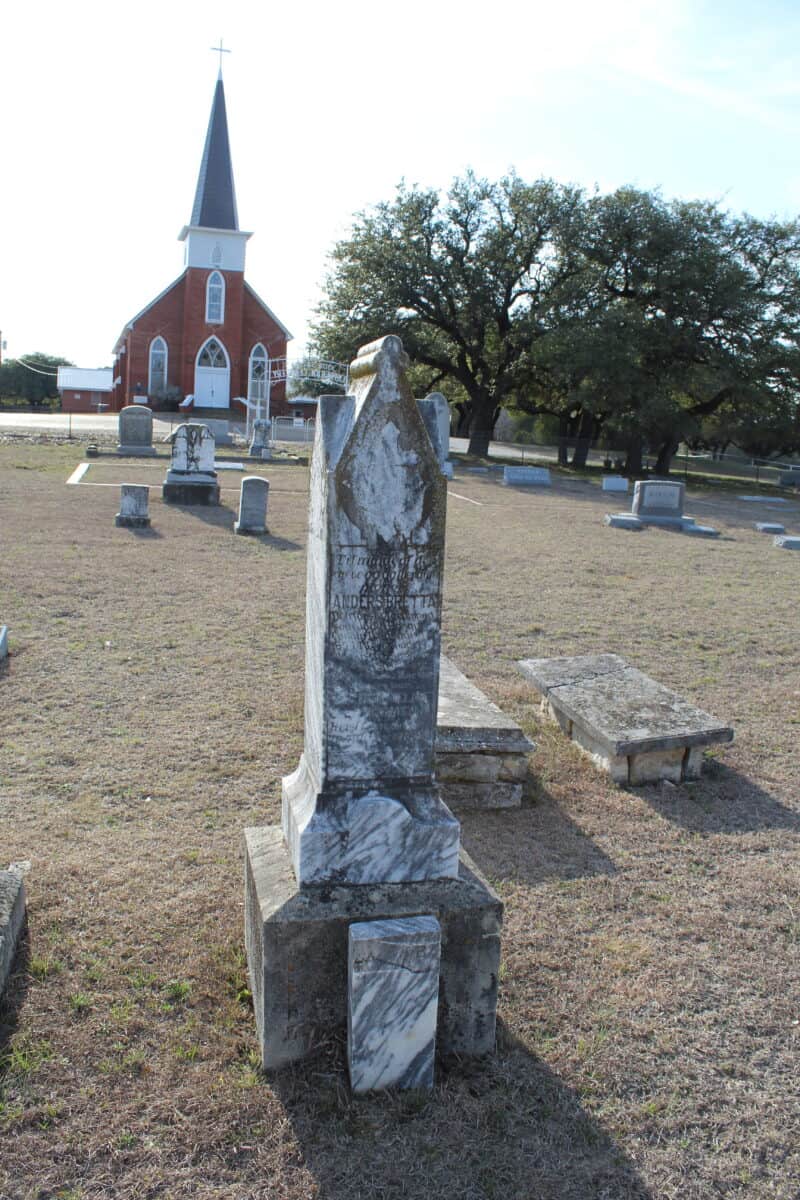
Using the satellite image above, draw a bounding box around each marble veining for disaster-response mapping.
[348,915,441,1092]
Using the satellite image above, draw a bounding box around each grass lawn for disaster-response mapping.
[0,442,798,1199]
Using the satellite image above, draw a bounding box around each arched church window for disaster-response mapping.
[148,336,168,394]
[206,271,225,324]
[198,338,227,369]
[248,344,268,402]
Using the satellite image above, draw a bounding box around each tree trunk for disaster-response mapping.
[557,413,569,466]
[654,436,680,476]
[625,433,643,477]
[570,409,595,468]
[465,391,496,457]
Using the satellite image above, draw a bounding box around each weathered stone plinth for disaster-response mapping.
[436,656,534,809]
[244,826,502,1070]
[0,866,27,997]
[162,473,220,505]
[518,653,733,785]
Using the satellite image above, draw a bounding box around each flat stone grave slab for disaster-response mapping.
[244,826,501,1070]
[517,653,733,785]
[0,866,27,998]
[755,522,785,534]
[774,535,800,550]
[738,495,790,504]
[602,475,629,492]
[436,656,534,809]
[502,465,551,487]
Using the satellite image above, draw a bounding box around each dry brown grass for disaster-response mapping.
[1,443,799,1200]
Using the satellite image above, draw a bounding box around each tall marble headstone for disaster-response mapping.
[282,335,460,885]
[117,405,156,456]
[162,423,220,505]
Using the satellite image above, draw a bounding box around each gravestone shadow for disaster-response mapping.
[458,775,616,886]
[270,1021,654,1200]
[123,526,163,540]
[0,935,30,1058]
[637,762,800,834]
[170,502,236,530]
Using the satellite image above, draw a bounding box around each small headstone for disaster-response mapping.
[774,535,800,550]
[117,405,156,456]
[162,423,220,505]
[442,461,454,480]
[607,477,718,535]
[417,392,451,477]
[115,484,150,528]
[755,522,785,534]
[779,470,800,487]
[502,465,552,487]
[348,915,441,1093]
[602,475,629,493]
[249,419,271,459]
[0,865,27,999]
[0,625,8,660]
[631,479,685,520]
[234,476,269,534]
[281,334,460,885]
[86,444,99,458]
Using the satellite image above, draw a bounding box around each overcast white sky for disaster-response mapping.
[3,0,800,367]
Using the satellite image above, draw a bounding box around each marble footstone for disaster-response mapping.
[115,484,150,528]
[348,915,441,1093]
[282,335,460,885]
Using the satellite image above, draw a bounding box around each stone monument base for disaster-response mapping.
[117,445,157,457]
[244,825,502,1070]
[115,514,151,528]
[162,471,220,505]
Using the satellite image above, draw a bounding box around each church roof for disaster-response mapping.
[190,76,239,231]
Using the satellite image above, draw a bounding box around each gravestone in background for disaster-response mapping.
[117,405,156,456]
[162,424,220,505]
[244,335,502,1080]
[249,420,271,460]
[602,475,629,493]
[115,484,150,528]
[502,465,552,487]
[234,476,269,535]
[606,477,719,536]
[0,625,8,660]
[774,534,800,550]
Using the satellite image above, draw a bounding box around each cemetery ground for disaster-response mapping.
[1,439,798,1200]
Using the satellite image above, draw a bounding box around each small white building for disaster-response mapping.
[57,367,113,413]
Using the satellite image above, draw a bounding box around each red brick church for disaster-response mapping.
[110,72,291,416]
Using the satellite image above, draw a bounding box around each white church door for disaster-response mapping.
[194,337,230,408]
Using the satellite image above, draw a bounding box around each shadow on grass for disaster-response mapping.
[271,1022,653,1200]
[458,776,616,887]
[169,502,236,530]
[0,935,30,1060]
[122,525,163,540]
[638,761,800,833]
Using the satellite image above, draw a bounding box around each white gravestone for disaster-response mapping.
[115,484,150,528]
[117,405,156,456]
[0,626,7,660]
[774,535,800,550]
[235,476,269,534]
[632,479,684,518]
[602,475,629,493]
[249,420,271,460]
[163,424,220,504]
[348,916,441,1093]
[502,465,552,487]
[281,335,460,885]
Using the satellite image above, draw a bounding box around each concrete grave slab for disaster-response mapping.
[774,535,800,550]
[755,522,785,534]
[517,653,733,785]
[502,466,552,487]
[244,826,501,1070]
[0,865,27,998]
[436,656,534,809]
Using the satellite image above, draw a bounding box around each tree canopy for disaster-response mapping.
[312,174,800,466]
[0,353,74,406]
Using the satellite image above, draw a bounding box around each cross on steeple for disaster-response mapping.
[210,38,231,77]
